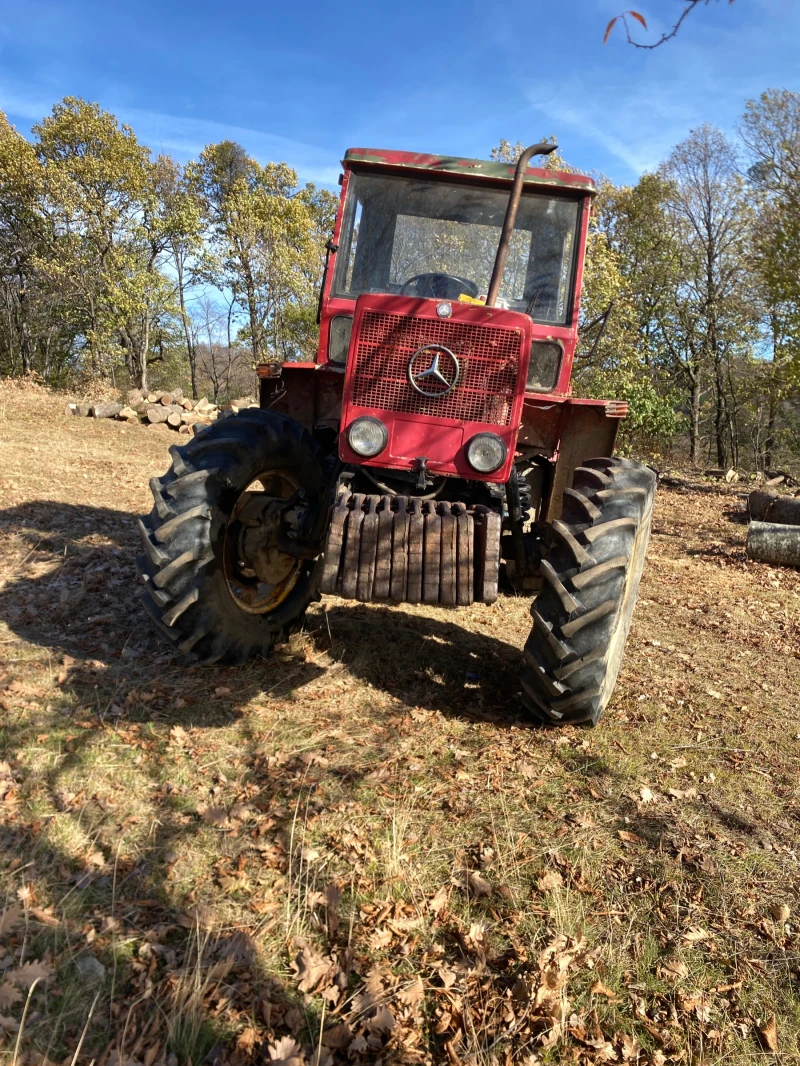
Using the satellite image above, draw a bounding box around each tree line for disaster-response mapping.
[1,92,799,472]
[499,90,800,472]
[0,97,336,399]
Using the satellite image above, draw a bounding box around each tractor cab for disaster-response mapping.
[320,147,595,397]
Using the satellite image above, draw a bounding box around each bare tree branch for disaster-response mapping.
[606,0,734,50]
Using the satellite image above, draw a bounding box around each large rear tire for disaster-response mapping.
[136,410,325,664]
[521,457,656,727]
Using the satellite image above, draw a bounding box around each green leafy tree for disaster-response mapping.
[492,138,679,451]
[152,155,205,396]
[188,142,322,364]
[659,125,756,467]
[741,89,800,467]
[33,97,155,383]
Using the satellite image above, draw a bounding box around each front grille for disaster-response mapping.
[350,311,523,426]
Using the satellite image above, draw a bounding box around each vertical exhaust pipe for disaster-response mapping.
[485,142,558,308]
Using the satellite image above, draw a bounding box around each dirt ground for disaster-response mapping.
[0,381,799,1066]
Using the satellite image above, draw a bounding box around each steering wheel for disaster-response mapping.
[400,272,479,300]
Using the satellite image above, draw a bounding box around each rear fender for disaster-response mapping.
[520,396,627,521]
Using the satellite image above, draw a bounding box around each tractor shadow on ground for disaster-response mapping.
[0,498,537,731]
[303,601,535,726]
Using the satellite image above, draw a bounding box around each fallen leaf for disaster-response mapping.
[536,870,564,892]
[321,1022,352,1049]
[237,1027,258,1055]
[291,941,334,994]
[369,927,393,949]
[0,983,21,1010]
[9,959,54,988]
[397,975,424,1007]
[267,1036,304,1065]
[639,786,655,804]
[681,927,710,943]
[0,905,22,936]
[590,979,619,999]
[769,902,790,923]
[199,805,229,828]
[618,829,646,845]
[428,885,449,915]
[668,787,698,801]
[366,1004,396,1033]
[29,907,60,927]
[759,1016,778,1053]
[467,871,492,897]
[658,957,689,981]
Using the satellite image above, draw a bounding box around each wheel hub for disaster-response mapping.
[223,473,306,614]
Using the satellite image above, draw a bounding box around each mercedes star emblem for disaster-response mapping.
[408,344,460,398]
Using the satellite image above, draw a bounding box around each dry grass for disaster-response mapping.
[0,381,799,1065]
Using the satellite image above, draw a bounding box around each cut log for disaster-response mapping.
[166,411,183,428]
[766,470,798,488]
[90,402,123,419]
[178,423,191,435]
[159,392,174,406]
[747,521,800,567]
[145,405,169,424]
[181,398,195,411]
[146,393,158,404]
[118,406,139,421]
[126,388,145,405]
[171,388,184,402]
[749,490,800,526]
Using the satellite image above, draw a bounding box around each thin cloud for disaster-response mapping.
[0,85,341,187]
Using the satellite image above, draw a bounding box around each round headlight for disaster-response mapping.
[466,433,507,474]
[347,416,388,458]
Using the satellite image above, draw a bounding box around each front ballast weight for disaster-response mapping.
[320,492,502,605]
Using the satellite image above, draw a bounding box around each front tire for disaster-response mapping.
[136,410,325,664]
[521,457,656,726]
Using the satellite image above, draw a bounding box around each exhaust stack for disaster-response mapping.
[485,142,558,308]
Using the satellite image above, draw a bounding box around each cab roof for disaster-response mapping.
[342,147,596,196]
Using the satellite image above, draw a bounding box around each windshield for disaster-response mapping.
[332,171,580,325]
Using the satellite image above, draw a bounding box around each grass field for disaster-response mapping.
[0,380,799,1066]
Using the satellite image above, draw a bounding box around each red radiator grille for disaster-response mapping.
[350,311,523,426]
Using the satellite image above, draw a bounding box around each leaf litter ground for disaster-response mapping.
[0,383,799,1065]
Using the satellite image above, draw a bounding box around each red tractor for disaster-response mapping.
[137,143,656,727]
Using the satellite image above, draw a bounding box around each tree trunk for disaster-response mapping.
[712,343,727,470]
[176,255,198,399]
[689,372,702,466]
[749,490,800,526]
[764,395,777,471]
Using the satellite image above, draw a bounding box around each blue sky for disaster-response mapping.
[1,0,798,189]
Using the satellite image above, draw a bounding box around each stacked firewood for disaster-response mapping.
[747,475,800,568]
[64,389,258,434]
